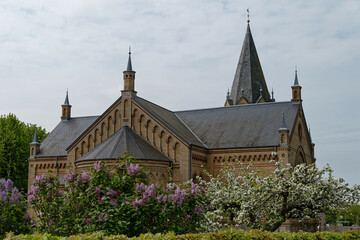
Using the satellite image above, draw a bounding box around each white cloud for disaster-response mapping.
[0,0,359,185]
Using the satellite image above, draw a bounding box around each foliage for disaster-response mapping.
[0,178,31,238]
[5,229,360,240]
[327,204,360,226]
[28,154,205,236]
[0,113,47,192]
[201,161,360,232]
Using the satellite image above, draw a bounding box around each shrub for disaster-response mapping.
[28,154,205,236]
[0,178,31,238]
[5,229,360,240]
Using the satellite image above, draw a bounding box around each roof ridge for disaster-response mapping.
[66,96,122,151]
[133,96,175,113]
[174,112,207,148]
[176,101,295,114]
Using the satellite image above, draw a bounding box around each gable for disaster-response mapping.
[132,96,206,148]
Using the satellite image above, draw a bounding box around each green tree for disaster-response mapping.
[0,113,47,193]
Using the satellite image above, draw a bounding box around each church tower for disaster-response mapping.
[291,69,302,103]
[61,90,72,120]
[226,21,271,106]
[122,48,136,96]
[29,128,40,158]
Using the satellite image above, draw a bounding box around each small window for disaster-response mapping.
[126,75,128,77]
[298,124,302,140]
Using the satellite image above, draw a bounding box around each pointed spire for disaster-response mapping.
[294,66,299,86]
[126,46,133,71]
[309,125,313,142]
[280,112,288,130]
[32,128,39,144]
[229,21,271,104]
[64,89,70,105]
[271,88,274,99]
[226,88,230,99]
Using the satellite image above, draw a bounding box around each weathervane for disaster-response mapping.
[247,8,250,23]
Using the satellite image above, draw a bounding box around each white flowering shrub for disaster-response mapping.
[201,161,360,232]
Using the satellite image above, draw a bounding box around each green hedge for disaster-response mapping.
[5,229,360,240]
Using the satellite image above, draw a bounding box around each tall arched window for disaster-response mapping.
[298,124,302,141]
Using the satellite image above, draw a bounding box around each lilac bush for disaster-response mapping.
[0,179,31,238]
[28,154,205,236]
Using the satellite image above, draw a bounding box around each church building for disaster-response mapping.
[28,21,315,188]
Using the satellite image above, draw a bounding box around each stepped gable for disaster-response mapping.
[175,102,300,149]
[132,96,206,148]
[76,126,170,162]
[37,116,98,157]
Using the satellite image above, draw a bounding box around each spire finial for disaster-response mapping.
[271,88,274,99]
[247,8,250,23]
[32,127,39,144]
[64,89,70,105]
[227,88,230,99]
[280,112,287,129]
[126,46,133,71]
[294,66,299,86]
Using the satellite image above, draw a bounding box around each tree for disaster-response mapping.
[327,204,360,226]
[0,113,47,193]
[201,161,360,232]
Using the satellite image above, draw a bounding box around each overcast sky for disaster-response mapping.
[0,0,359,185]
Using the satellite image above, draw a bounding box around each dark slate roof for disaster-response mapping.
[37,116,98,157]
[229,23,271,104]
[64,91,70,105]
[31,128,39,144]
[76,126,170,162]
[175,101,300,149]
[127,51,133,71]
[132,96,206,148]
[293,70,299,86]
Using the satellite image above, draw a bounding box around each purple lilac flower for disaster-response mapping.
[136,183,146,192]
[94,161,102,170]
[80,171,90,182]
[110,199,118,208]
[85,218,91,224]
[95,186,101,197]
[98,213,104,222]
[29,185,39,195]
[132,198,144,207]
[64,170,74,183]
[0,179,14,192]
[35,174,46,184]
[157,195,167,203]
[0,191,8,205]
[105,189,117,197]
[28,194,36,204]
[9,187,22,205]
[58,190,65,195]
[127,163,139,176]
[191,183,200,195]
[185,215,191,220]
[169,186,187,206]
[195,206,204,216]
[142,184,155,201]
[98,196,104,204]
